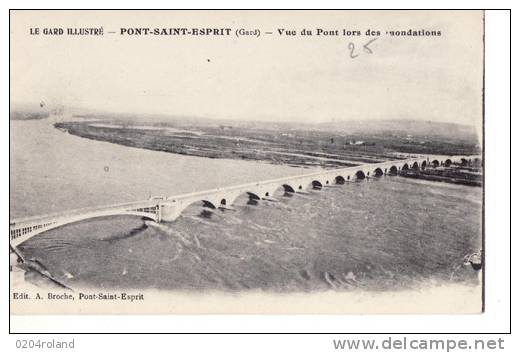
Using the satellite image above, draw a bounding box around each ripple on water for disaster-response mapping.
[19,177,482,292]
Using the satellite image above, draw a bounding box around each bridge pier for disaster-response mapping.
[159,202,183,222]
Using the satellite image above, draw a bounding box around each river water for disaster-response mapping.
[10,118,316,218]
[10,118,482,292]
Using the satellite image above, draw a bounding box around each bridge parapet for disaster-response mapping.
[10,200,163,247]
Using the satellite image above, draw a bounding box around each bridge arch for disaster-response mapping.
[10,210,159,247]
[388,166,398,175]
[175,198,220,216]
[270,184,293,198]
[421,160,427,170]
[373,168,384,177]
[202,200,217,209]
[282,184,295,193]
[267,184,296,199]
[355,170,366,180]
[445,159,452,167]
[246,192,261,200]
[412,162,419,170]
[312,180,323,189]
[431,160,440,168]
[174,199,221,220]
[401,163,409,171]
[224,190,264,206]
[335,176,346,184]
[217,191,255,207]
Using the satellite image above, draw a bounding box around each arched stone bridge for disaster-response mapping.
[9,154,480,247]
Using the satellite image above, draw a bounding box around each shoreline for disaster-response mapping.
[54,120,483,186]
[54,120,481,170]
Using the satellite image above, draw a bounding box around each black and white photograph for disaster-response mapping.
[9,10,486,315]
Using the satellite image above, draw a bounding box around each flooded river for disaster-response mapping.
[10,118,316,218]
[10,118,482,292]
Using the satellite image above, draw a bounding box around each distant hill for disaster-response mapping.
[10,102,65,121]
[9,102,50,120]
[10,109,49,121]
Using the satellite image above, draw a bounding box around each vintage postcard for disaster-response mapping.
[10,10,484,315]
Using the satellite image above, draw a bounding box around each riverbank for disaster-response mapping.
[400,164,483,187]
[54,119,481,170]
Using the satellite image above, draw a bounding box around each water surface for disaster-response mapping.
[11,118,482,292]
[19,176,482,292]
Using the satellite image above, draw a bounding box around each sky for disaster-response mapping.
[10,10,483,129]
